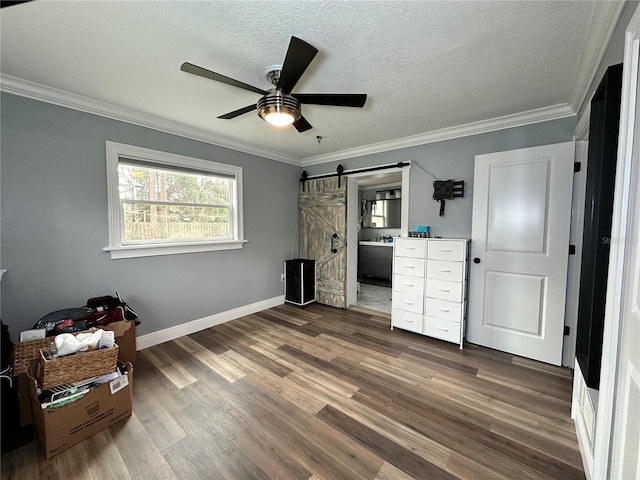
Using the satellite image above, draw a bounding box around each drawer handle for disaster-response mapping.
[438,288,451,292]
[402,301,414,305]
[436,326,449,331]
[437,307,450,312]
[404,265,415,269]
[438,269,451,273]
[404,283,415,287]
[440,249,453,252]
[404,319,414,323]
[405,247,416,250]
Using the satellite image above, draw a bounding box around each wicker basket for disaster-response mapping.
[13,338,53,376]
[38,344,119,390]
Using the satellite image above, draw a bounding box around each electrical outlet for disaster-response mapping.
[280,273,285,282]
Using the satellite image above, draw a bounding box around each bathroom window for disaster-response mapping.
[104,141,245,259]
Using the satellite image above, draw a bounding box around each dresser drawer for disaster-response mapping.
[424,316,461,344]
[426,279,464,302]
[394,238,426,259]
[393,274,425,296]
[425,297,463,323]
[393,257,425,277]
[427,240,467,261]
[392,292,424,314]
[427,259,464,282]
[392,309,424,334]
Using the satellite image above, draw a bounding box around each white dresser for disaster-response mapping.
[392,237,469,348]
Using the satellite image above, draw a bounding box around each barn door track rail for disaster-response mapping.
[300,161,410,190]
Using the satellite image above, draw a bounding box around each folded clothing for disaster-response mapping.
[54,329,105,357]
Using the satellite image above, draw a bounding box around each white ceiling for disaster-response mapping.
[0,1,624,166]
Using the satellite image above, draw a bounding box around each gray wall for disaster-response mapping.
[0,92,577,341]
[305,117,576,238]
[1,93,300,339]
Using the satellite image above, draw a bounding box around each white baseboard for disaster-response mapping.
[136,295,284,351]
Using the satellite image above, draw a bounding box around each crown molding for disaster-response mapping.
[574,102,592,141]
[0,74,301,166]
[301,104,575,166]
[1,74,577,169]
[570,1,626,116]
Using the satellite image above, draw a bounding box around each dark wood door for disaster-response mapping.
[299,177,347,308]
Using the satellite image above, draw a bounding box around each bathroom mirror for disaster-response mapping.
[363,199,401,228]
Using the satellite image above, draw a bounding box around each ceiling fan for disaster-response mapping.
[180,36,367,133]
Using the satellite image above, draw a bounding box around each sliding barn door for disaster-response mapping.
[299,177,347,308]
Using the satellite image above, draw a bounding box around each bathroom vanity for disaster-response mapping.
[358,241,393,282]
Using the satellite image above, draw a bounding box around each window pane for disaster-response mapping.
[106,141,244,257]
[118,164,231,205]
[122,203,230,242]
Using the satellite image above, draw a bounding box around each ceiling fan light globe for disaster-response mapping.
[264,112,296,127]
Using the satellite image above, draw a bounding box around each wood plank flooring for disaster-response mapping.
[1,303,584,479]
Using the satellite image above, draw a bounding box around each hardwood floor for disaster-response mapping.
[1,303,584,479]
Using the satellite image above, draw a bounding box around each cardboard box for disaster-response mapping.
[28,364,133,459]
[102,320,136,365]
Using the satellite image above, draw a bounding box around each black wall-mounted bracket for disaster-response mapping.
[433,180,464,216]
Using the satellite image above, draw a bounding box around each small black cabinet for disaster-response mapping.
[284,259,316,306]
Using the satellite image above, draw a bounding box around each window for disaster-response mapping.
[104,141,245,259]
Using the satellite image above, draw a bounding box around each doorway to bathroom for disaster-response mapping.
[346,164,410,315]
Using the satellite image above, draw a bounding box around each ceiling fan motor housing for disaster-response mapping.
[257,90,302,123]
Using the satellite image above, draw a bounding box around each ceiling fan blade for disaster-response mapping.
[217,104,257,120]
[293,93,367,107]
[277,37,318,95]
[293,116,313,133]
[181,62,268,96]
[0,1,34,7]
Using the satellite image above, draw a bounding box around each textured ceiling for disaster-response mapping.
[0,1,618,164]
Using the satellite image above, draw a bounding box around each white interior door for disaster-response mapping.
[468,142,575,365]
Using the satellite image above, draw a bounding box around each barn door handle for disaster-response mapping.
[331,233,338,253]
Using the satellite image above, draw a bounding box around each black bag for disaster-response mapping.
[1,321,12,373]
[33,292,138,336]
[1,321,34,453]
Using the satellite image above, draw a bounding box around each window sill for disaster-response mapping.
[103,240,247,259]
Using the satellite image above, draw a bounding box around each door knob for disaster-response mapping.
[473,257,481,264]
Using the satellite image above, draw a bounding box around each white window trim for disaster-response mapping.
[104,141,246,259]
